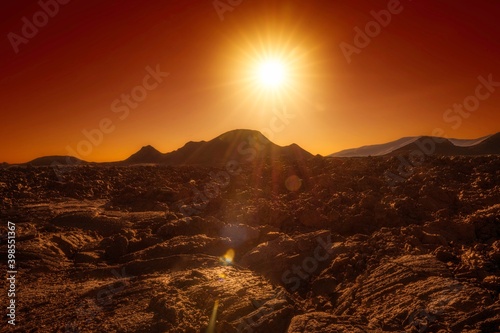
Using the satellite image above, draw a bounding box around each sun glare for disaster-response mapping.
[256,59,287,88]
[219,26,319,115]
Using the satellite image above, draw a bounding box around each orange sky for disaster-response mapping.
[1,0,499,163]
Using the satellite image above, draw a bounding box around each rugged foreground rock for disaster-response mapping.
[0,155,499,332]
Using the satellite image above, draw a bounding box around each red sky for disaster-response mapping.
[1,0,499,163]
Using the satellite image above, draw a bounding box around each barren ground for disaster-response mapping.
[1,156,499,332]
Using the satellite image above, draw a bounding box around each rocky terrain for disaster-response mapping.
[1,155,499,332]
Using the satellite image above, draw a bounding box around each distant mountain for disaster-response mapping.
[123,129,313,166]
[387,136,463,156]
[21,131,500,166]
[27,156,86,166]
[330,137,420,157]
[461,132,500,155]
[124,145,163,164]
[448,134,491,147]
[330,133,499,157]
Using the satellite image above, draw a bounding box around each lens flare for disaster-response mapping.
[205,299,219,333]
[220,248,235,265]
[285,175,302,192]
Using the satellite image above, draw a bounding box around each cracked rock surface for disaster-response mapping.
[1,156,499,332]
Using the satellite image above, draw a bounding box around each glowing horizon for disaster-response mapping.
[1,1,500,163]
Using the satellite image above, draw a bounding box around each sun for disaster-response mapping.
[222,30,317,110]
[256,59,287,88]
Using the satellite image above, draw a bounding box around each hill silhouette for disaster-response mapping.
[124,145,163,164]
[121,129,313,166]
[26,155,87,166]
[10,130,500,166]
[331,132,500,157]
[388,133,500,156]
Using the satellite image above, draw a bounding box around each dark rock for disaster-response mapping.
[434,246,458,262]
[104,234,129,260]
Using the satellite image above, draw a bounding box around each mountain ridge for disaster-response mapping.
[330,132,500,157]
[7,130,500,166]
